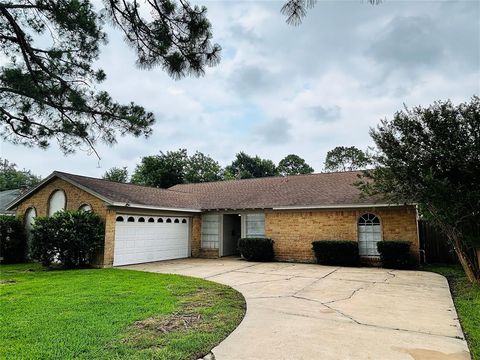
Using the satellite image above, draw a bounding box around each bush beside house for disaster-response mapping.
[31,210,104,268]
[312,240,359,266]
[238,237,275,261]
[377,241,412,269]
[0,215,27,263]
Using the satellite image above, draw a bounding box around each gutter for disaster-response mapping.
[109,202,201,213]
[272,203,414,210]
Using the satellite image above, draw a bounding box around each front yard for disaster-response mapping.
[0,263,245,360]
[425,264,480,360]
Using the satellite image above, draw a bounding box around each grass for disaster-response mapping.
[423,264,480,360]
[0,263,246,360]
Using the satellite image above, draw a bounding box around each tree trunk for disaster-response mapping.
[447,231,479,284]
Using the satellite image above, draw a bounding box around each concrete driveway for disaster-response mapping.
[123,258,470,360]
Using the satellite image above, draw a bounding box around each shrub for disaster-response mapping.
[31,210,104,268]
[238,237,274,261]
[0,215,27,263]
[377,241,412,269]
[311,240,359,266]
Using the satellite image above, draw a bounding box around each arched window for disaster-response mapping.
[138,217,145,223]
[116,216,124,222]
[79,204,92,212]
[174,218,179,223]
[148,217,155,223]
[158,218,164,223]
[127,216,135,222]
[358,213,381,256]
[48,190,66,216]
[182,219,187,224]
[166,218,172,223]
[25,207,36,236]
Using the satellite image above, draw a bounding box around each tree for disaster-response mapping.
[102,167,128,183]
[0,158,41,191]
[225,152,278,179]
[185,151,222,183]
[324,146,370,172]
[357,97,480,283]
[0,0,220,154]
[131,149,187,188]
[281,0,382,26]
[278,154,314,176]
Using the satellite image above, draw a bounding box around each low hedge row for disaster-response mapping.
[238,237,274,262]
[377,241,412,269]
[311,240,413,268]
[311,240,359,266]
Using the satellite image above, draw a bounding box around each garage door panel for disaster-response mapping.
[113,215,189,266]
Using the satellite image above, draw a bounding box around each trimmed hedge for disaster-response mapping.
[31,210,104,268]
[238,237,274,261]
[377,241,412,269]
[312,240,359,266]
[0,215,27,263]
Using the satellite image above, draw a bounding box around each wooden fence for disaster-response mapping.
[419,220,480,266]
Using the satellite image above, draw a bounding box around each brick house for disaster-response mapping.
[7,171,419,267]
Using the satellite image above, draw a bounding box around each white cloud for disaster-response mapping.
[1,0,479,177]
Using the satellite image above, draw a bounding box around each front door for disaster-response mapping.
[222,214,241,256]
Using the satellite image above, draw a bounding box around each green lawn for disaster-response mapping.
[423,264,480,360]
[0,263,246,360]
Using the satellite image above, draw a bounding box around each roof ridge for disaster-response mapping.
[55,171,191,194]
[169,169,364,188]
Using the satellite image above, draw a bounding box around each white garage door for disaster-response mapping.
[113,215,189,266]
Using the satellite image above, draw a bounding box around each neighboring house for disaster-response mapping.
[6,171,419,267]
[0,189,22,215]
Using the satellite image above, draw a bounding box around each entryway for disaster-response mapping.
[221,214,241,256]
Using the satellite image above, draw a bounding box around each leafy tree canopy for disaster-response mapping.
[185,151,222,183]
[358,96,480,283]
[0,0,220,154]
[131,149,187,188]
[224,152,278,179]
[102,166,128,183]
[0,158,41,191]
[324,146,370,172]
[278,154,314,176]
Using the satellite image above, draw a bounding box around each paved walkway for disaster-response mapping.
[123,258,470,360]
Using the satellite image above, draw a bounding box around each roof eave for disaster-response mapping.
[272,203,416,210]
[109,202,201,213]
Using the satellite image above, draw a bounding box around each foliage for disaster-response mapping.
[278,154,314,176]
[102,166,128,183]
[311,240,359,266]
[30,210,104,268]
[131,149,188,188]
[324,146,370,172]
[0,263,245,360]
[358,96,480,283]
[281,0,382,25]
[0,158,41,191]
[377,241,412,269]
[0,0,220,153]
[238,237,275,262]
[424,265,480,359]
[0,215,26,263]
[185,151,222,183]
[225,152,278,179]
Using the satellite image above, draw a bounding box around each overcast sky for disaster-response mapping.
[1,0,479,178]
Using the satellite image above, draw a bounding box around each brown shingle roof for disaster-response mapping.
[8,170,385,211]
[170,171,382,210]
[56,172,200,210]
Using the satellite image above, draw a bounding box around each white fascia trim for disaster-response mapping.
[6,172,58,210]
[110,202,202,213]
[272,203,413,210]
